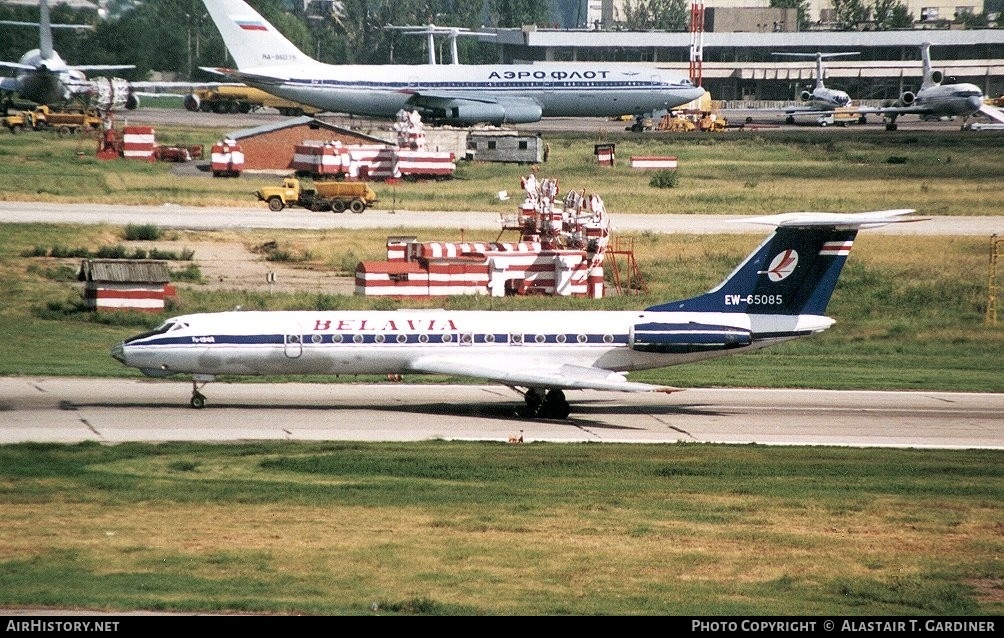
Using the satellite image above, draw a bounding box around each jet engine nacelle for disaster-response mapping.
[630,322,752,354]
[183,93,201,112]
[898,91,916,107]
[930,70,944,85]
[799,90,813,102]
[423,99,543,125]
[88,77,135,112]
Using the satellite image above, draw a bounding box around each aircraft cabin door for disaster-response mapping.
[284,329,303,358]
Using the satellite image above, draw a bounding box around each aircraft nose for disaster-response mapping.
[110,342,126,364]
[967,96,983,111]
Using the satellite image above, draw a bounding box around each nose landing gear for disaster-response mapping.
[190,376,214,409]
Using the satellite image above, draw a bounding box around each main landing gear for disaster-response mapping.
[520,388,571,420]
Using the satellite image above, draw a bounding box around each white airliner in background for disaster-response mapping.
[197,0,705,125]
[0,0,136,110]
[111,210,923,419]
[862,42,1004,130]
[770,51,862,125]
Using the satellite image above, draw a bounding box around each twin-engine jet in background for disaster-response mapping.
[197,0,704,126]
[111,210,924,419]
[0,0,137,110]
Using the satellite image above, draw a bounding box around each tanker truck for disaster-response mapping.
[255,177,379,213]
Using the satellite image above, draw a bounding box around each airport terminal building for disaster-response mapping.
[485,3,1004,102]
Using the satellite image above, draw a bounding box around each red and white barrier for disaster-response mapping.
[630,156,678,169]
[122,126,155,161]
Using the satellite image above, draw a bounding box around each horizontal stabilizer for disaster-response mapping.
[734,209,923,229]
[0,61,37,71]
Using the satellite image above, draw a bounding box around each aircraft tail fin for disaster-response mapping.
[920,42,940,89]
[39,0,53,60]
[646,210,922,316]
[201,0,312,70]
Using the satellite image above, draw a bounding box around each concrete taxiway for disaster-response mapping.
[0,201,1000,236]
[2,377,1001,448]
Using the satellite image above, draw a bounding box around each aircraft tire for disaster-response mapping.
[543,390,570,420]
[190,393,206,409]
[522,388,544,417]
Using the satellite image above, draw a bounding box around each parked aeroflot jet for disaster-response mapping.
[111,210,923,419]
[197,0,705,125]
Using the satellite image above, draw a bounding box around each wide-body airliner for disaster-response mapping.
[196,0,705,125]
[111,210,922,419]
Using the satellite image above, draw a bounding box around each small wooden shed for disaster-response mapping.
[466,131,545,164]
[78,259,174,312]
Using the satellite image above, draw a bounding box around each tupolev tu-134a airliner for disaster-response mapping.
[197,0,705,126]
[111,210,924,419]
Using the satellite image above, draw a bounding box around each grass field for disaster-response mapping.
[0,441,1000,616]
[0,127,1000,616]
[1,125,1003,215]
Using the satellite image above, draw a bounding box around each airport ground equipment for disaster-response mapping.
[256,177,379,213]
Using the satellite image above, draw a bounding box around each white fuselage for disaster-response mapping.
[913,82,984,116]
[11,49,88,104]
[114,309,834,382]
[240,62,704,120]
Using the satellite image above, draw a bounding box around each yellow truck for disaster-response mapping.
[256,177,379,213]
[184,85,322,116]
[4,105,103,135]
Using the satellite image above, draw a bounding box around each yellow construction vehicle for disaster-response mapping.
[184,86,322,116]
[696,111,727,131]
[656,114,695,131]
[256,177,380,213]
[4,105,103,135]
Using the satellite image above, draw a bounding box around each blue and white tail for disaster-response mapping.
[647,210,921,315]
[201,0,313,70]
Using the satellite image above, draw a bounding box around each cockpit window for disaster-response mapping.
[123,320,187,344]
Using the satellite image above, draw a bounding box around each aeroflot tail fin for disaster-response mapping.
[201,0,313,70]
[646,210,921,315]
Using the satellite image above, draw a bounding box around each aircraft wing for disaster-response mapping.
[857,104,934,117]
[0,61,37,71]
[70,65,136,72]
[128,80,232,96]
[978,103,1004,124]
[407,355,680,393]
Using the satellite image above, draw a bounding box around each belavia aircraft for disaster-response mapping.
[196,0,705,125]
[111,210,922,419]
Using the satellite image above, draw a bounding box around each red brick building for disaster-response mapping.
[226,117,391,171]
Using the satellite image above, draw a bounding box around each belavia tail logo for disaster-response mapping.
[765,249,798,282]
